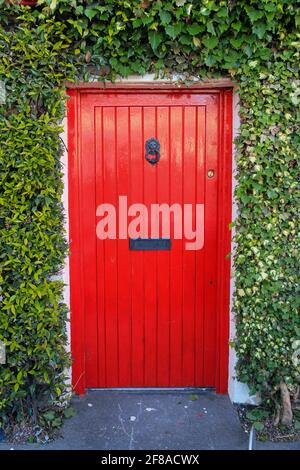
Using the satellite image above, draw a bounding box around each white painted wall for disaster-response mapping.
[61,117,71,361]
[61,76,256,403]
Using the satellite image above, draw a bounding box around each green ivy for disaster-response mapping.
[0,0,299,431]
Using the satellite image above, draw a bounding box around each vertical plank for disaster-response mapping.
[116,107,132,385]
[203,97,219,386]
[80,97,98,387]
[102,106,119,386]
[156,106,171,386]
[195,106,206,386]
[95,107,106,386]
[143,106,158,386]
[182,106,197,385]
[169,106,183,386]
[130,107,145,386]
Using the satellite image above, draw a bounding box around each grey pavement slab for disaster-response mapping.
[0,390,299,450]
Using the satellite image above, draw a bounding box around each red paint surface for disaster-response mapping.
[68,88,232,393]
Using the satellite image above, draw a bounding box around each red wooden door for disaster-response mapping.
[68,88,232,393]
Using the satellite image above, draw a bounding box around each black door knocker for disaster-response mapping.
[145,138,160,165]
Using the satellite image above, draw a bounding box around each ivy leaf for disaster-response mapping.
[84,8,99,21]
[75,6,84,15]
[230,37,244,49]
[232,21,242,32]
[142,16,153,26]
[253,421,264,431]
[165,24,182,40]
[52,417,62,428]
[217,6,228,18]
[187,24,202,36]
[202,36,218,49]
[132,18,142,28]
[204,55,216,66]
[207,21,216,35]
[159,11,171,25]
[253,22,267,39]
[179,35,192,45]
[247,409,269,421]
[245,7,264,23]
[200,7,211,16]
[148,31,162,52]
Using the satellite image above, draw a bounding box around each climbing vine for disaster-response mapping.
[0,0,299,435]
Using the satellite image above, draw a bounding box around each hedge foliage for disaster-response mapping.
[0,7,75,425]
[0,0,299,426]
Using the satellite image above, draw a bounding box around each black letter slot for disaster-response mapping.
[129,238,171,251]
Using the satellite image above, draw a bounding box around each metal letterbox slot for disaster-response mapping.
[129,238,171,251]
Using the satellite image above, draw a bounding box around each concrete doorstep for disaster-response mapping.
[0,390,299,451]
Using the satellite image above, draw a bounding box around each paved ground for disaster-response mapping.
[0,390,299,450]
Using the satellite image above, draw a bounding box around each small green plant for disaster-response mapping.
[246,408,270,431]
[190,394,199,401]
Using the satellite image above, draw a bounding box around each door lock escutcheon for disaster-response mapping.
[207,169,215,178]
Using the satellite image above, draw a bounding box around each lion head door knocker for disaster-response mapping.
[145,138,160,165]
